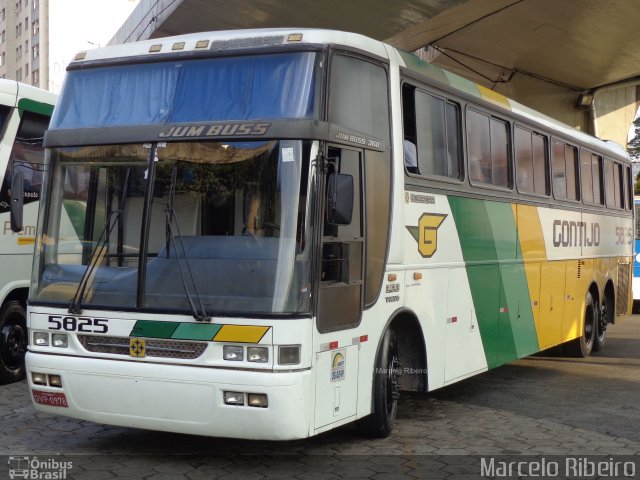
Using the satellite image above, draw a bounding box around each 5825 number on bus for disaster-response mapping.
[48,315,109,333]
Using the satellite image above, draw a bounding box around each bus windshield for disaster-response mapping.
[33,140,313,316]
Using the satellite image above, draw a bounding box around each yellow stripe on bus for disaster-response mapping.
[514,204,547,348]
[213,325,270,343]
[477,85,511,110]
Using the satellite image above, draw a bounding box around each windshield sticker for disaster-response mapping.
[281,147,295,163]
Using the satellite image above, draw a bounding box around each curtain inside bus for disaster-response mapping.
[51,52,318,129]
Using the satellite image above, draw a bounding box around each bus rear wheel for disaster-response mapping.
[567,292,596,358]
[0,301,27,384]
[357,327,400,438]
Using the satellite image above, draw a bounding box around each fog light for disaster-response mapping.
[52,333,68,348]
[33,332,49,346]
[223,391,244,405]
[278,345,300,365]
[247,347,268,363]
[32,372,47,385]
[48,375,62,388]
[223,345,243,361]
[247,393,268,408]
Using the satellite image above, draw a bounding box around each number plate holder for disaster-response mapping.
[32,390,68,408]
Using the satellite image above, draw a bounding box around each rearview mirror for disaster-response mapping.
[326,173,353,225]
[10,169,24,233]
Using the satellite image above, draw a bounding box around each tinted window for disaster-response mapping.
[330,55,389,142]
[551,140,578,200]
[515,126,548,195]
[605,159,615,207]
[532,132,548,195]
[613,162,623,208]
[468,109,510,187]
[402,86,461,179]
[416,92,461,178]
[580,151,593,203]
[592,154,603,205]
[364,149,390,307]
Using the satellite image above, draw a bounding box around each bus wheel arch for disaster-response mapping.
[357,309,427,438]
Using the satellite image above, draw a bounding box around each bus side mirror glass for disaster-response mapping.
[327,173,353,225]
[10,169,24,233]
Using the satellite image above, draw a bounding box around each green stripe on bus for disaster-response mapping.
[130,320,180,339]
[485,201,539,359]
[399,51,449,85]
[448,196,525,368]
[18,98,54,116]
[171,323,222,341]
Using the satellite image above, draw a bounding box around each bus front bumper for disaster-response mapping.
[26,352,313,440]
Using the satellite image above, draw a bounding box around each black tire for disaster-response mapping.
[593,292,610,352]
[0,301,27,384]
[567,292,596,358]
[356,328,400,438]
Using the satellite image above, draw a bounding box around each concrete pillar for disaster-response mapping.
[593,84,640,149]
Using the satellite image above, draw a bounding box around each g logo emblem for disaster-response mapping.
[418,213,447,257]
[406,213,447,258]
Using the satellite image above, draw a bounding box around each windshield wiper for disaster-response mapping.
[69,168,131,315]
[68,209,121,315]
[163,162,210,322]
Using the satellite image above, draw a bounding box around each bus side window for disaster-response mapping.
[516,126,548,195]
[552,140,578,201]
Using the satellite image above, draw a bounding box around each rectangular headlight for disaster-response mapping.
[223,345,243,361]
[223,391,244,406]
[32,372,47,385]
[52,333,68,348]
[247,347,268,363]
[247,393,268,408]
[278,345,300,365]
[33,332,49,346]
[48,375,63,388]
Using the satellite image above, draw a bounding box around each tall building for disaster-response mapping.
[0,0,137,91]
[0,0,46,86]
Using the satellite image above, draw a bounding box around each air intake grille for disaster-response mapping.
[616,262,631,316]
[78,335,207,360]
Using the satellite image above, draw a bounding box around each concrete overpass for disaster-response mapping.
[110,0,640,147]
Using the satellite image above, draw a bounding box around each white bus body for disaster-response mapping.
[26,29,632,439]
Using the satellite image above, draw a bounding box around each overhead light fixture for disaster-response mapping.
[577,92,594,108]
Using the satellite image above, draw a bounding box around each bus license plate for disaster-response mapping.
[32,390,68,408]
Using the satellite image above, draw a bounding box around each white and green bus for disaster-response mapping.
[24,29,632,439]
[0,80,55,384]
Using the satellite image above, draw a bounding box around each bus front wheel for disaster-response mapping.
[357,327,400,438]
[0,301,27,384]
[567,292,596,358]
